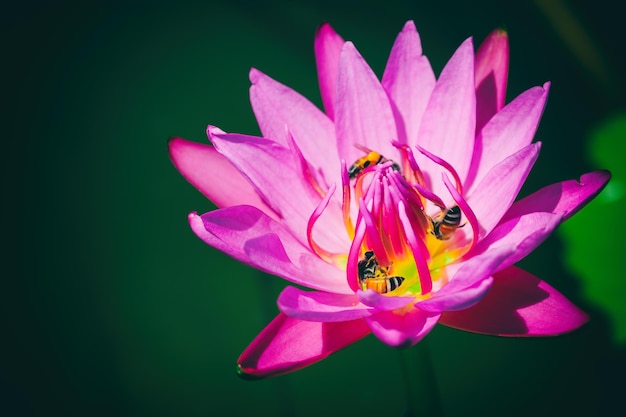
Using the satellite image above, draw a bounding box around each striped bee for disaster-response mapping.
[348,151,401,179]
[430,205,463,240]
[357,250,405,294]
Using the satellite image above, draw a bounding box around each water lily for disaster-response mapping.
[169,21,610,379]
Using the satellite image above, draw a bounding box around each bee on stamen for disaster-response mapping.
[357,250,405,294]
[430,205,464,240]
[348,151,401,179]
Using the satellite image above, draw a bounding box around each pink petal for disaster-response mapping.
[356,289,416,311]
[209,127,349,253]
[417,244,513,312]
[314,22,345,119]
[467,83,549,190]
[416,37,476,195]
[237,313,370,379]
[189,207,352,294]
[365,308,440,347]
[439,266,589,336]
[278,286,374,322]
[168,137,276,216]
[466,142,541,238]
[249,69,340,187]
[475,29,509,131]
[502,170,611,222]
[382,20,436,147]
[335,42,399,165]
[472,211,563,273]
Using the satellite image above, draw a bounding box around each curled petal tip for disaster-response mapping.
[187,211,199,223]
[249,67,262,84]
[236,364,265,381]
[315,21,331,35]
[166,135,180,147]
[584,169,611,184]
[493,27,508,37]
[401,20,416,31]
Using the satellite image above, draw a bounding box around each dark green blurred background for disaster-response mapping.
[4,0,625,416]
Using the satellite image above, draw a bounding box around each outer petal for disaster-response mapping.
[249,69,340,187]
[467,83,549,191]
[314,22,345,119]
[189,207,352,294]
[502,170,611,222]
[168,137,276,216]
[237,313,370,379]
[209,128,349,253]
[278,286,374,322]
[335,42,399,164]
[466,142,541,238]
[472,212,563,274]
[416,37,476,196]
[417,244,513,313]
[439,266,589,336]
[382,20,436,146]
[366,308,440,348]
[356,289,416,311]
[475,28,509,132]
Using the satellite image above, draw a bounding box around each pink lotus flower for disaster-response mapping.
[169,21,610,379]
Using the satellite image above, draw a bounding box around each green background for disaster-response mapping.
[4,0,625,416]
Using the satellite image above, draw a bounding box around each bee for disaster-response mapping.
[348,151,401,179]
[361,275,405,294]
[430,205,463,240]
[357,250,380,279]
[357,250,405,294]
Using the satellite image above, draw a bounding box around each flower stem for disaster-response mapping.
[398,339,444,417]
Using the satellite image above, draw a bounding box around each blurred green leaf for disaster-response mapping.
[560,113,626,345]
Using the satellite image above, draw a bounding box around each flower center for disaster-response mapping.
[305,144,479,299]
[343,145,478,298]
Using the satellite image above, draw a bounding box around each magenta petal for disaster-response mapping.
[314,22,345,119]
[439,266,589,336]
[356,289,416,311]
[249,69,340,186]
[502,170,611,222]
[382,20,436,146]
[417,245,512,312]
[416,37,476,194]
[472,212,563,273]
[209,130,315,228]
[466,142,541,238]
[189,207,351,294]
[209,128,348,253]
[238,313,371,379]
[475,29,509,131]
[335,42,399,164]
[419,277,494,313]
[468,83,549,190]
[278,286,373,322]
[366,309,440,348]
[168,137,276,216]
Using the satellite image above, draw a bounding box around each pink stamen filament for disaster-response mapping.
[347,220,368,292]
[285,128,326,197]
[393,142,427,186]
[397,200,433,295]
[340,160,355,239]
[357,197,390,266]
[381,176,406,258]
[417,145,464,196]
[306,183,345,263]
[442,173,479,253]
[387,173,429,233]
